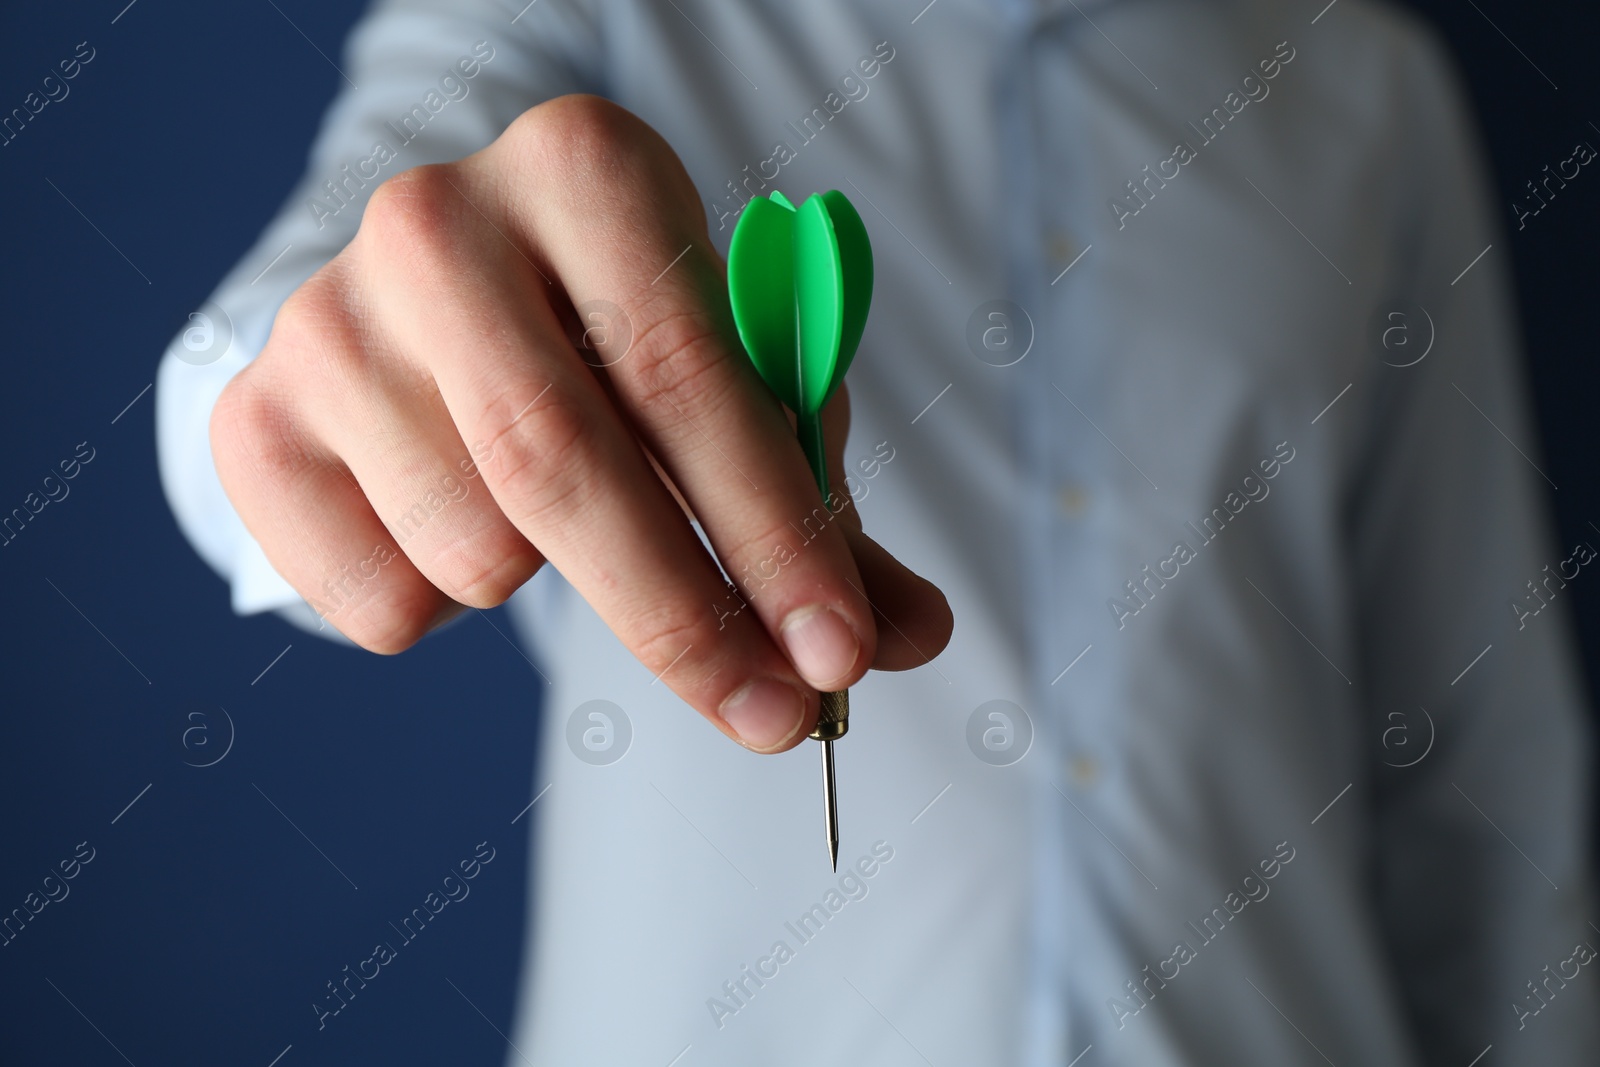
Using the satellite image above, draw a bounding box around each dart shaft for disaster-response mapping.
[814,689,847,869]
[797,411,830,502]
[821,738,838,871]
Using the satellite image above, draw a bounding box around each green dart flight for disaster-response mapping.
[727,188,874,871]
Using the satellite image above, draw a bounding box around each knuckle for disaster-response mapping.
[209,369,304,484]
[341,581,444,655]
[729,510,834,575]
[630,603,720,679]
[508,93,641,179]
[272,269,344,343]
[265,269,370,390]
[502,94,704,215]
[626,305,730,411]
[722,510,864,626]
[478,390,596,526]
[356,164,463,265]
[432,530,540,609]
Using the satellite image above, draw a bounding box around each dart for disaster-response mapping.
[727,187,874,871]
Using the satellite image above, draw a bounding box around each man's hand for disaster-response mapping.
[210,95,953,754]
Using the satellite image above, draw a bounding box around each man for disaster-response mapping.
[157,0,1597,1061]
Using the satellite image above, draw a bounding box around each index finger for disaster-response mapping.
[499,100,881,696]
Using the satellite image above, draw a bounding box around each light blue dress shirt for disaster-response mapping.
[156,0,1598,1062]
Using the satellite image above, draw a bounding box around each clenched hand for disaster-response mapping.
[211,95,953,754]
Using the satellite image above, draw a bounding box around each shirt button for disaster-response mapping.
[1045,230,1080,269]
[1067,755,1099,788]
[1056,484,1090,517]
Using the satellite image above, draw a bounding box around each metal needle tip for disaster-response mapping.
[822,738,838,872]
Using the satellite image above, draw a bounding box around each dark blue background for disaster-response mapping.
[0,4,541,1065]
[0,2,1594,1065]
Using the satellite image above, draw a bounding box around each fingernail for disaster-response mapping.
[721,679,807,752]
[781,606,860,689]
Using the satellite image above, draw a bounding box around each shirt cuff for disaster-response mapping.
[231,532,304,615]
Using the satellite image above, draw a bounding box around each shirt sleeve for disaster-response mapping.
[1348,23,1599,1063]
[154,0,602,631]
